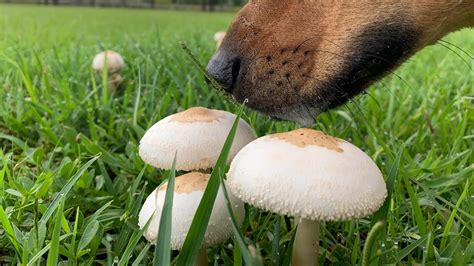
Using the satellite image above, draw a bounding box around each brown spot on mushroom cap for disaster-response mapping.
[159,172,210,194]
[270,128,344,152]
[170,107,226,123]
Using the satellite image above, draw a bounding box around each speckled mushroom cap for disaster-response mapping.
[227,128,387,221]
[92,50,124,74]
[139,107,257,171]
[138,172,245,249]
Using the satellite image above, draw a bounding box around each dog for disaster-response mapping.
[207,0,473,125]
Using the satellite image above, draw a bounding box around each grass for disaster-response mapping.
[0,4,473,265]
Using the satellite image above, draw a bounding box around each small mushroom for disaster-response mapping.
[213,31,226,49]
[139,107,257,171]
[92,50,125,91]
[92,50,124,74]
[138,172,245,266]
[227,128,387,266]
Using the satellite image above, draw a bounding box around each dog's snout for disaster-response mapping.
[206,52,242,93]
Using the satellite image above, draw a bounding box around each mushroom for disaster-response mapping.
[213,31,226,49]
[92,50,124,74]
[139,107,257,171]
[138,172,245,266]
[227,128,387,266]
[92,50,125,91]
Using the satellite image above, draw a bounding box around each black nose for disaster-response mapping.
[206,51,242,93]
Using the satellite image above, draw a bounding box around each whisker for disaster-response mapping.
[341,102,361,126]
[436,42,472,70]
[294,36,323,52]
[347,96,370,122]
[438,39,473,58]
[362,90,382,110]
[295,47,413,89]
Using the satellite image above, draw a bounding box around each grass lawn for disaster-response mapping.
[0,4,473,265]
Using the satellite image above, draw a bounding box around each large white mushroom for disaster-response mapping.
[139,172,245,266]
[139,107,257,171]
[227,128,387,265]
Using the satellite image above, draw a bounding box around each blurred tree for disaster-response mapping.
[207,0,216,11]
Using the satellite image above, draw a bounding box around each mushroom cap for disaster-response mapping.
[92,50,124,74]
[213,31,226,48]
[139,107,257,171]
[227,128,387,221]
[138,172,245,249]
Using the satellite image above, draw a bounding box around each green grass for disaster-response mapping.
[0,4,473,265]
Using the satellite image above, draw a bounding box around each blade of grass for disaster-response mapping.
[373,145,404,223]
[101,53,109,105]
[132,65,141,127]
[46,198,64,266]
[0,157,7,200]
[154,155,177,266]
[271,217,281,266]
[220,177,262,265]
[176,104,244,265]
[2,55,38,102]
[77,220,99,252]
[69,207,80,257]
[233,238,242,266]
[0,206,21,255]
[422,232,435,263]
[82,200,113,229]
[396,234,429,261]
[463,242,474,264]
[180,42,222,92]
[403,176,427,236]
[119,215,154,266]
[39,155,99,225]
[282,232,297,266]
[362,220,386,266]
[0,132,28,150]
[116,178,147,255]
[351,232,361,265]
[132,243,152,266]
[440,179,469,250]
[27,234,72,266]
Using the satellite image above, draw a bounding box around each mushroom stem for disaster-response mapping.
[292,218,320,266]
[194,248,209,266]
[108,73,123,92]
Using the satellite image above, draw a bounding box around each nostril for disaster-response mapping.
[230,58,241,88]
[206,53,242,94]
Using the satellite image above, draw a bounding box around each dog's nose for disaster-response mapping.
[206,51,242,93]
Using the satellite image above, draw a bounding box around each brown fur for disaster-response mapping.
[208,0,474,125]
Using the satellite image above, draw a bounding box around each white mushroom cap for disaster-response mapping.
[227,128,387,221]
[139,107,256,171]
[138,172,245,249]
[92,50,125,74]
[213,31,226,48]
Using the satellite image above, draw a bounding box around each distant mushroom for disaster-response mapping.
[213,31,226,49]
[138,172,245,266]
[92,50,125,91]
[92,50,124,74]
[139,107,257,171]
[227,128,387,266]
